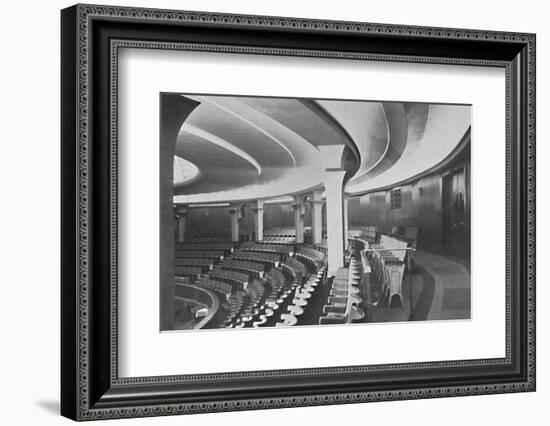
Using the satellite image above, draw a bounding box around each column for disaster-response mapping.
[310,190,324,245]
[229,207,240,242]
[253,200,264,242]
[324,170,346,272]
[343,197,349,253]
[159,94,200,331]
[175,205,188,243]
[319,145,347,275]
[293,196,304,243]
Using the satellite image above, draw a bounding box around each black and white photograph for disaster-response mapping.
[160,94,471,331]
[0,0,544,423]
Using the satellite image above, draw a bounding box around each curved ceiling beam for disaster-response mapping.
[173,156,201,187]
[181,123,262,175]
[173,172,324,205]
[346,104,471,194]
[316,100,388,180]
[351,102,430,181]
[197,97,297,167]
[363,105,391,174]
[362,102,408,178]
[299,99,360,163]
[405,103,430,148]
[348,128,470,195]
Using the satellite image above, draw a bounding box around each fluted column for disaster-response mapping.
[293,196,304,243]
[253,200,264,242]
[310,190,324,245]
[175,205,188,243]
[229,207,240,243]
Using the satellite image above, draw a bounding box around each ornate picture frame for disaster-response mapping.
[61,4,536,421]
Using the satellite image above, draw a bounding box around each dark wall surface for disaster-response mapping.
[348,174,443,250]
[347,150,470,254]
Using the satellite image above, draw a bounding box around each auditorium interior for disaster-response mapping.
[159,93,471,331]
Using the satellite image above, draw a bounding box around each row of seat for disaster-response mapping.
[232,250,281,266]
[224,271,283,328]
[349,226,419,249]
[181,243,279,327]
[251,269,295,327]
[241,243,294,255]
[297,246,325,261]
[313,241,328,255]
[222,259,265,278]
[225,259,308,328]
[184,236,231,243]
[174,266,203,278]
[273,266,327,327]
[188,242,284,317]
[200,279,234,295]
[294,247,324,273]
[208,268,249,290]
[178,241,332,329]
[320,257,364,324]
[224,281,267,326]
[283,256,308,276]
[261,236,296,244]
[224,291,246,323]
[263,228,296,237]
[175,242,234,253]
[248,269,305,328]
[175,250,225,261]
[174,257,214,271]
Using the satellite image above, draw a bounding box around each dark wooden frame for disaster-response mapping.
[61,3,536,421]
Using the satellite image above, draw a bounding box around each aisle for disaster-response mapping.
[414,251,471,320]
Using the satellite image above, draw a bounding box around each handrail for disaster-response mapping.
[174,283,220,329]
[363,247,416,252]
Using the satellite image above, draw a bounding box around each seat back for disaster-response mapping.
[380,235,408,261]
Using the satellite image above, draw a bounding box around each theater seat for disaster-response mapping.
[319,313,347,325]
[323,305,346,315]
[350,306,365,321]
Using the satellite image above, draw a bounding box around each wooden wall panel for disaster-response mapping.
[348,174,444,251]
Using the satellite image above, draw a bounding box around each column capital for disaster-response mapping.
[318,144,347,170]
[312,188,324,200]
[323,168,347,187]
[174,205,188,216]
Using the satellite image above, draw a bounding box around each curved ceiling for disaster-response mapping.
[174,95,355,204]
[345,104,471,194]
[316,100,388,175]
[171,94,471,204]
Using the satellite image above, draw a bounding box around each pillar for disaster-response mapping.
[310,190,324,245]
[293,196,304,243]
[343,197,349,253]
[229,207,240,242]
[324,170,346,272]
[160,94,199,330]
[319,145,347,275]
[253,200,264,241]
[175,205,188,243]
